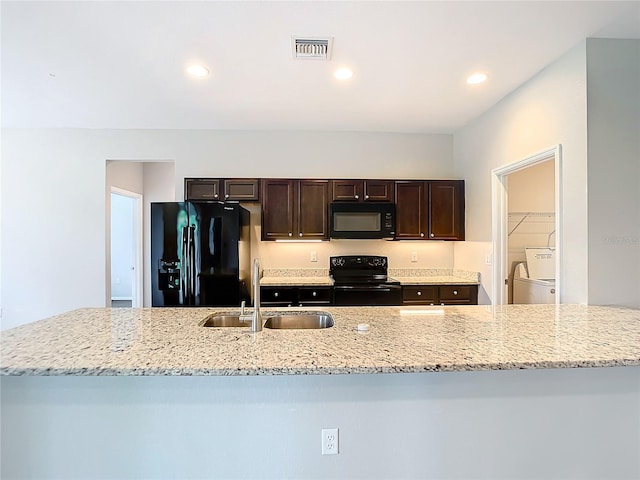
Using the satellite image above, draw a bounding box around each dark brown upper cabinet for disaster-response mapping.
[331,180,394,202]
[184,178,260,202]
[395,181,427,239]
[222,179,260,201]
[394,180,465,240]
[428,180,465,240]
[261,179,330,241]
[185,178,221,201]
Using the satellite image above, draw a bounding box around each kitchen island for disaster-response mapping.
[1,304,638,375]
[2,305,639,479]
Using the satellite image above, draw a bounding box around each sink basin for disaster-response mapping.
[264,313,334,329]
[202,315,249,327]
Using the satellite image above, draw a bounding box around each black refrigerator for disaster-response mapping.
[151,202,251,307]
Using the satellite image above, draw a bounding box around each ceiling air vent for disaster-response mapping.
[291,36,333,60]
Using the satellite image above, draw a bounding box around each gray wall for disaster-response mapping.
[586,39,640,307]
[3,367,639,479]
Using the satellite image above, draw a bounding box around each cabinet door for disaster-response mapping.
[261,179,295,240]
[394,181,426,239]
[331,180,363,201]
[184,178,221,201]
[364,180,395,202]
[223,179,260,202]
[428,180,465,240]
[298,180,330,239]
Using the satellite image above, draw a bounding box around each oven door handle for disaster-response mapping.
[334,285,399,292]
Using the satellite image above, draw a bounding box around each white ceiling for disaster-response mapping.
[2,1,639,133]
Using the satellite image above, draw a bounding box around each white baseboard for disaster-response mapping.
[111,297,133,301]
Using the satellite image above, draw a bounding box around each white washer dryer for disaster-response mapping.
[513,248,556,304]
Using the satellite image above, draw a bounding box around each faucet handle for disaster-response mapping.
[240,300,246,315]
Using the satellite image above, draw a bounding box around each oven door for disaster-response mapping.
[333,284,402,306]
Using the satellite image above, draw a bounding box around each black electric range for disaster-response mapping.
[330,255,402,306]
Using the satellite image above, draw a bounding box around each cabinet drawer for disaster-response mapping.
[402,285,438,304]
[260,287,296,305]
[298,287,332,304]
[439,285,475,304]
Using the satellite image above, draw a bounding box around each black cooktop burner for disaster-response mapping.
[329,255,398,285]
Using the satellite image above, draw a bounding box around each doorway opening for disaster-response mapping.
[491,145,562,305]
[110,188,143,307]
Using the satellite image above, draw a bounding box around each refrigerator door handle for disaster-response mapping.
[180,226,189,304]
[188,225,196,305]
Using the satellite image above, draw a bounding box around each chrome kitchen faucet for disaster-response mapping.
[244,258,262,332]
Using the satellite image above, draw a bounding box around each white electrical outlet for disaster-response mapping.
[321,428,339,455]
[411,251,418,262]
[310,251,318,262]
[485,253,492,265]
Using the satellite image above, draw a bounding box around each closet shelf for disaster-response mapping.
[508,212,555,237]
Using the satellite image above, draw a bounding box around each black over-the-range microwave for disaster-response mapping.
[329,202,395,239]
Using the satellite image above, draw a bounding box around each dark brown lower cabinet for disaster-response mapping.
[402,284,478,305]
[260,286,332,307]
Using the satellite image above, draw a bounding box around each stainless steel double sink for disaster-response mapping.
[202,311,334,329]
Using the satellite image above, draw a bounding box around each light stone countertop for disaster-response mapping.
[1,304,639,376]
[392,276,479,285]
[260,276,334,286]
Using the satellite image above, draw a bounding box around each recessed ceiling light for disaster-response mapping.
[334,68,353,80]
[186,64,210,77]
[467,72,487,85]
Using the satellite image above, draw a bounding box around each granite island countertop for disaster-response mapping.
[2,304,639,376]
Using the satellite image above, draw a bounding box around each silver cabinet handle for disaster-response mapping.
[417,291,422,296]
[365,195,369,200]
[551,288,556,294]
[453,290,458,295]
[299,232,303,237]
[430,233,435,238]
[225,194,229,199]
[312,291,317,297]
[274,292,279,297]
[420,233,425,237]
[289,232,293,237]
[214,193,219,198]
[354,194,359,199]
